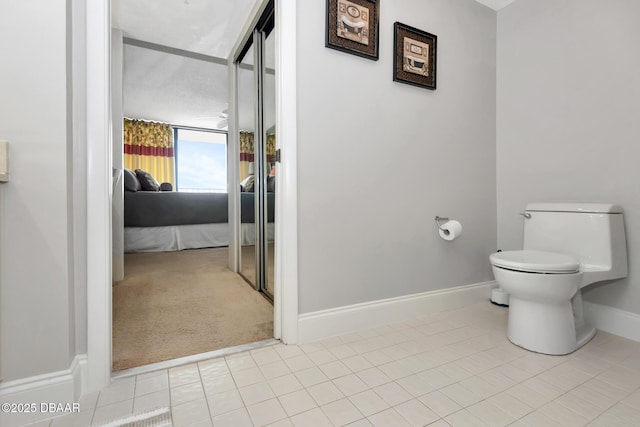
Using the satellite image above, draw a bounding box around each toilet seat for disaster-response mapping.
[490,250,579,274]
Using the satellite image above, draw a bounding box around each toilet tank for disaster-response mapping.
[523,203,627,281]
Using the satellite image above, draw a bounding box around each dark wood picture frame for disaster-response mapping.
[326,0,379,61]
[393,22,437,90]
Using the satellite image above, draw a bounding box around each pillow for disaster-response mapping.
[123,168,141,192]
[160,182,173,192]
[135,169,160,192]
[240,175,255,192]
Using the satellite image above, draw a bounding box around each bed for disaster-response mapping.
[124,191,275,253]
[122,167,275,252]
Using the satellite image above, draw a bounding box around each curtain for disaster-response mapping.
[239,131,254,181]
[239,131,276,181]
[266,134,276,165]
[124,118,175,185]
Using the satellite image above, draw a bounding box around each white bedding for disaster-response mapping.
[124,223,274,253]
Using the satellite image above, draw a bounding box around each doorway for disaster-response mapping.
[110,0,276,372]
[84,0,298,393]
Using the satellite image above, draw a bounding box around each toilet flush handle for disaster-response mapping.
[519,212,532,219]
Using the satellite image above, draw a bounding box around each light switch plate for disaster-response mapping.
[0,140,8,182]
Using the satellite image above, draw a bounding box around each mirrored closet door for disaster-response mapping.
[237,2,275,300]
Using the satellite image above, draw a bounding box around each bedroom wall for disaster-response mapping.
[0,0,76,380]
[496,0,640,314]
[296,0,497,314]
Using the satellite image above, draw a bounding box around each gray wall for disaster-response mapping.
[112,29,125,282]
[71,0,88,358]
[0,0,76,380]
[297,0,497,314]
[497,0,640,313]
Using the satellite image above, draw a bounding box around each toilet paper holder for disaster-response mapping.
[434,216,450,231]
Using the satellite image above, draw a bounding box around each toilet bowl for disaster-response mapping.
[491,250,585,355]
[491,203,627,355]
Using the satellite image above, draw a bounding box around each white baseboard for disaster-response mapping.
[298,281,497,343]
[584,301,640,343]
[0,354,86,427]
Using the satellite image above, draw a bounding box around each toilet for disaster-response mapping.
[490,203,628,355]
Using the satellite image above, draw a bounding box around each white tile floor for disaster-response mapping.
[32,303,640,426]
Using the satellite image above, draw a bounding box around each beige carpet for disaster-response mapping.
[112,247,273,371]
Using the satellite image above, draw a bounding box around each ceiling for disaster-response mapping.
[121,44,229,129]
[475,0,516,10]
[112,0,257,58]
[113,0,516,131]
[113,0,258,130]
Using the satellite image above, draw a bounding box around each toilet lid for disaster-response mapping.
[490,250,579,274]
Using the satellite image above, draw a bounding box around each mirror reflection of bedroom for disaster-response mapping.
[110,0,275,372]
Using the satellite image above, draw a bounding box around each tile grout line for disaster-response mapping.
[195,362,214,426]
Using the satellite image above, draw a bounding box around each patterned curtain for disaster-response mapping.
[239,131,276,180]
[124,118,175,185]
[239,131,254,181]
[266,134,276,165]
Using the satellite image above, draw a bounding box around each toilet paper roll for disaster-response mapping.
[439,220,462,241]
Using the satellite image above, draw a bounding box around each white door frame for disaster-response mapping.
[85,0,298,393]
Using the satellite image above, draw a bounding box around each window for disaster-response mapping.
[175,128,227,192]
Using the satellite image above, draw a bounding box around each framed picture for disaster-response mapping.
[326,0,379,61]
[393,22,437,90]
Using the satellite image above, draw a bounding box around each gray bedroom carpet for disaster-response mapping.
[112,247,273,371]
